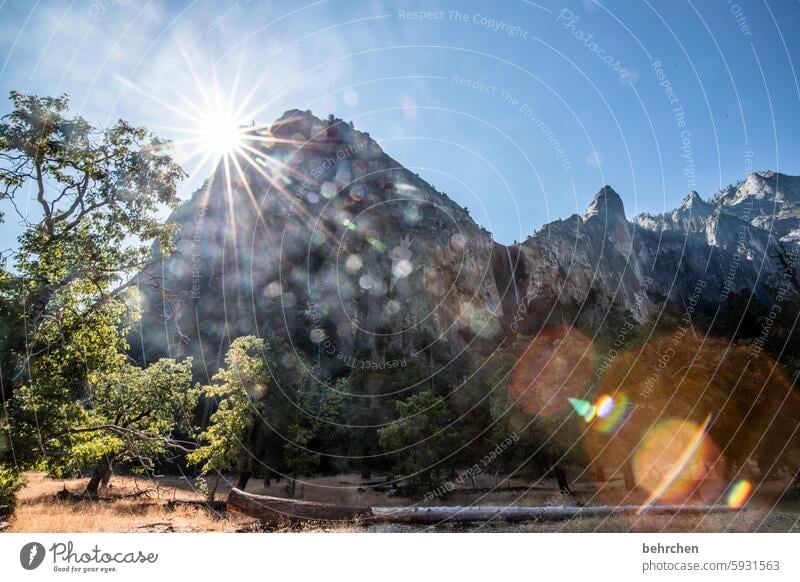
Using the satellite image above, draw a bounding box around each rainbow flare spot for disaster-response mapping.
[595,394,614,418]
[568,397,596,422]
[567,393,629,432]
[595,393,629,433]
[726,480,752,509]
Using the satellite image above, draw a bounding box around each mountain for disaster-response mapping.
[711,171,800,243]
[130,110,800,379]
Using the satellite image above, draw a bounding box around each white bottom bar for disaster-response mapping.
[1,533,798,581]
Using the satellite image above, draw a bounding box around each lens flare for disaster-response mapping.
[635,414,718,511]
[726,479,752,508]
[595,393,629,433]
[567,393,629,432]
[510,326,595,417]
[568,397,596,422]
[595,394,614,418]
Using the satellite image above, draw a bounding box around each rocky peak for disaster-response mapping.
[680,190,704,209]
[712,171,800,207]
[707,171,800,241]
[713,172,772,206]
[677,190,714,220]
[584,185,626,221]
[268,109,380,154]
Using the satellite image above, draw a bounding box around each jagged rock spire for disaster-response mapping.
[584,185,626,221]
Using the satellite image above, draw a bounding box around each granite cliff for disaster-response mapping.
[130,111,800,379]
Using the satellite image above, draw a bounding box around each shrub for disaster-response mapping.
[0,463,25,520]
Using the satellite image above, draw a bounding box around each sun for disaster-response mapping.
[199,111,246,158]
[119,60,321,222]
[119,59,342,266]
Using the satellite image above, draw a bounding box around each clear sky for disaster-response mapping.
[1,0,799,246]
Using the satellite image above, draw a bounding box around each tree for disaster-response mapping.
[378,390,461,497]
[485,333,586,494]
[343,355,430,480]
[13,357,196,497]
[81,359,196,496]
[788,472,800,500]
[0,91,183,395]
[0,91,186,501]
[591,333,800,500]
[189,336,343,499]
[188,336,271,500]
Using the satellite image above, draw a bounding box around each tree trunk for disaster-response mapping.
[208,474,220,502]
[370,504,735,524]
[593,463,607,482]
[791,474,800,498]
[553,463,573,495]
[227,489,736,525]
[285,475,299,498]
[236,471,252,491]
[84,467,111,498]
[623,459,636,491]
[360,463,371,480]
[236,423,256,491]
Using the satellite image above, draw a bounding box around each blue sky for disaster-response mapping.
[1,0,799,246]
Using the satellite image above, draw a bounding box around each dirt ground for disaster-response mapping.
[4,471,799,533]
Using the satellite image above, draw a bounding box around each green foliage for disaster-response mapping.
[88,358,197,469]
[480,334,587,479]
[13,358,195,479]
[0,463,25,519]
[378,390,461,496]
[8,297,135,472]
[0,91,183,372]
[189,335,343,497]
[342,354,432,477]
[188,336,271,477]
[0,91,188,487]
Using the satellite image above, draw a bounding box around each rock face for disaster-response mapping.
[130,110,800,378]
[710,171,800,243]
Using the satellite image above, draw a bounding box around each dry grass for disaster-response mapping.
[7,472,258,533]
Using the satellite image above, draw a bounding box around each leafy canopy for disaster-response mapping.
[0,91,184,392]
[189,336,271,477]
[0,91,190,484]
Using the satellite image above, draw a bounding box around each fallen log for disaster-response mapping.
[165,499,227,513]
[369,504,738,524]
[226,489,736,525]
[227,488,374,523]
